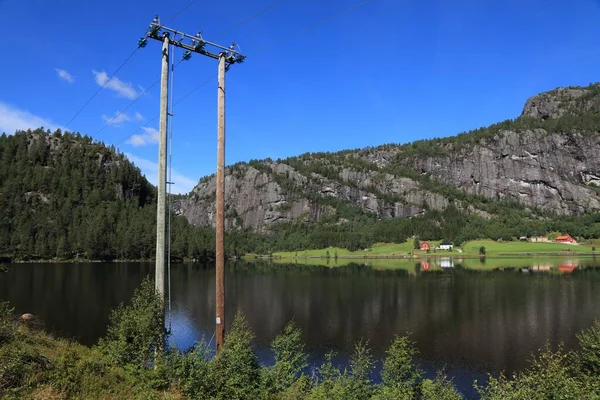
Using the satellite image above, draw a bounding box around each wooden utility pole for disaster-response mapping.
[215,54,226,351]
[155,33,170,301]
[141,16,245,353]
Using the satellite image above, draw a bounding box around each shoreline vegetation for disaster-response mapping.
[2,239,599,264]
[1,277,600,399]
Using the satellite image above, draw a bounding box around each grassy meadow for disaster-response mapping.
[259,239,598,261]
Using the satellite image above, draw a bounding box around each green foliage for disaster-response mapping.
[420,373,462,400]
[476,343,593,400]
[575,320,600,376]
[263,320,308,394]
[164,342,213,399]
[212,312,261,399]
[97,276,165,368]
[381,336,422,393]
[479,246,486,255]
[346,340,375,399]
[0,301,14,345]
[413,238,420,250]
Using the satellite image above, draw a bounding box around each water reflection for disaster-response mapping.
[1,260,599,379]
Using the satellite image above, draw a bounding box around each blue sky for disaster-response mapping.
[1,0,600,194]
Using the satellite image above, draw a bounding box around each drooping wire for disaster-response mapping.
[62,47,141,131]
[61,0,200,133]
[117,0,375,145]
[165,0,199,23]
[94,79,160,137]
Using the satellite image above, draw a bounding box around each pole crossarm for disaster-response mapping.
[139,15,246,67]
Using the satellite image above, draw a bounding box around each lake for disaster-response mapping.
[1,258,600,398]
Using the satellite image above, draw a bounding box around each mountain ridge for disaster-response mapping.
[178,83,600,232]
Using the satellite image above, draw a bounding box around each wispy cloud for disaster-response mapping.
[101,111,144,127]
[125,152,197,195]
[55,68,74,83]
[0,101,59,134]
[92,70,140,100]
[127,126,159,146]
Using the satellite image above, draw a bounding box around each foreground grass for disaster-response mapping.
[2,277,600,399]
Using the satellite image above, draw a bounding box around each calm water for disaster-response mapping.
[1,259,600,398]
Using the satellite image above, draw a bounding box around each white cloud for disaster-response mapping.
[101,111,144,126]
[127,126,159,146]
[125,153,197,195]
[92,70,140,100]
[0,101,59,134]
[55,68,74,83]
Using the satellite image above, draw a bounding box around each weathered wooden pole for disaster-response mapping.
[215,53,226,352]
[155,33,170,301]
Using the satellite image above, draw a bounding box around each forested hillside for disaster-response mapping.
[177,83,600,249]
[0,129,157,260]
[3,83,600,260]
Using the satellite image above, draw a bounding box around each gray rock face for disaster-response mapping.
[521,84,599,120]
[178,84,600,230]
[390,130,600,215]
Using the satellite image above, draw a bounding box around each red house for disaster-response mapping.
[420,242,430,251]
[555,235,576,244]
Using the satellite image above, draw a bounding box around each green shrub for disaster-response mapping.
[165,342,213,399]
[576,319,600,376]
[97,276,165,368]
[421,372,462,400]
[380,335,422,393]
[346,340,375,399]
[479,246,486,256]
[263,320,308,394]
[476,343,590,399]
[212,312,261,399]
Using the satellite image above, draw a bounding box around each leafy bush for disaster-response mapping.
[212,312,261,399]
[263,320,308,394]
[97,276,165,368]
[576,319,600,376]
[476,343,591,399]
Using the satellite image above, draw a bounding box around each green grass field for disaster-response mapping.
[264,239,596,260]
[271,241,439,258]
[462,240,594,255]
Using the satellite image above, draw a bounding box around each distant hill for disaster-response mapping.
[174,83,600,249]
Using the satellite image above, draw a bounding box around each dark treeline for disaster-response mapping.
[1,128,600,261]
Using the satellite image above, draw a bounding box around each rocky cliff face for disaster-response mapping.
[178,84,600,230]
[375,130,600,215]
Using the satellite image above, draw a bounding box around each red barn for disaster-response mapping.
[555,235,576,244]
[420,242,430,250]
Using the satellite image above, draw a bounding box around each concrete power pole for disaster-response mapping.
[155,33,170,300]
[140,16,246,352]
[215,54,226,350]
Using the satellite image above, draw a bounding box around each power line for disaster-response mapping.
[60,0,200,132]
[165,0,198,23]
[62,47,140,131]
[115,0,374,146]
[94,78,161,137]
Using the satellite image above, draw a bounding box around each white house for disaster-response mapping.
[439,242,453,250]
